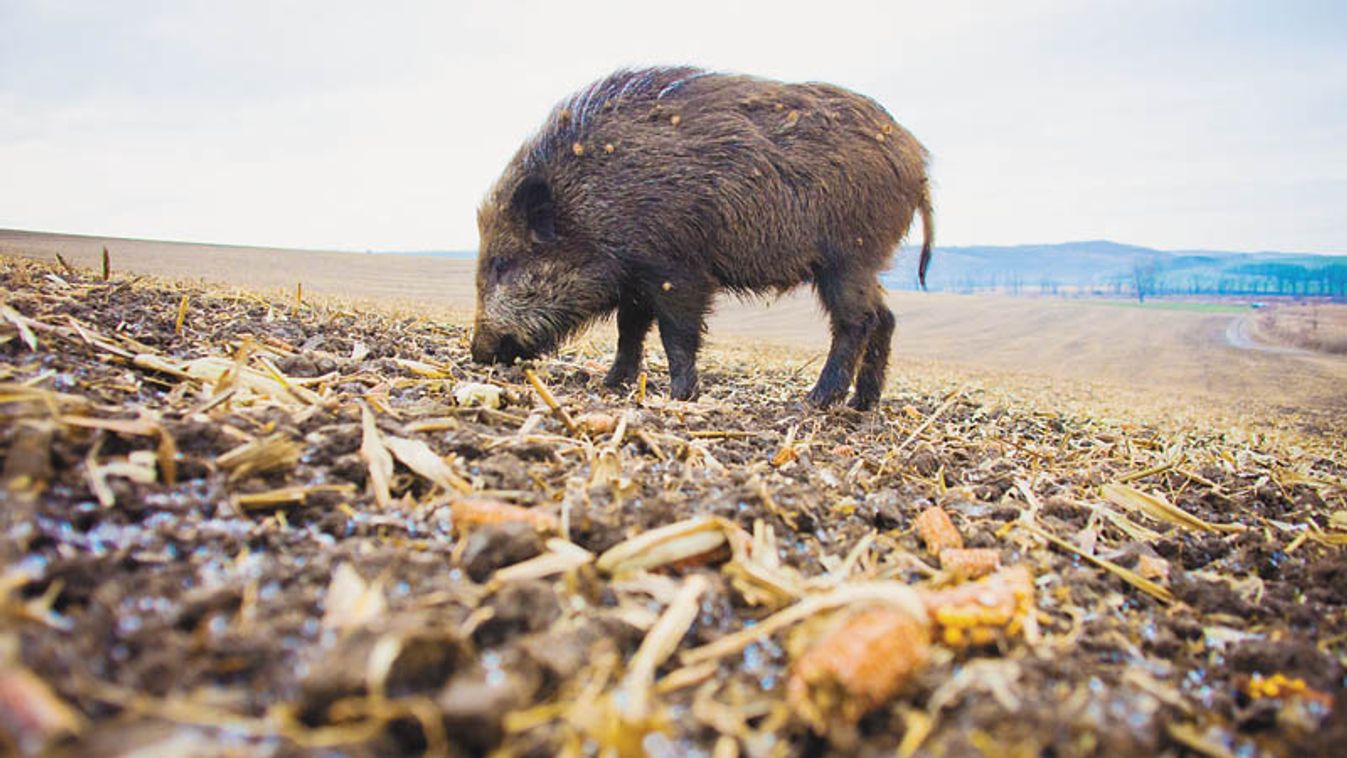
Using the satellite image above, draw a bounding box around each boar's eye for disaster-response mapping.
[489,256,515,282]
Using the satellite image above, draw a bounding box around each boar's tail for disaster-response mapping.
[917,188,935,290]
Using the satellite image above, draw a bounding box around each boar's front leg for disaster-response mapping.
[808,268,881,408]
[604,292,654,388]
[653,283,711,401]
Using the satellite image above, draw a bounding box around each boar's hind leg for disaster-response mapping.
[604,294,654,388]
[848,298,895,411]
[808,271,882,408]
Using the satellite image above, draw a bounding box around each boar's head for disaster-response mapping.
[470,173,618,365]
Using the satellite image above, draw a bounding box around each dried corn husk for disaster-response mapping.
[451,497,560,534]
[787,605,930,733]
[914,506,963,555]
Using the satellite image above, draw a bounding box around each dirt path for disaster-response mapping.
[1224,314,1312,355]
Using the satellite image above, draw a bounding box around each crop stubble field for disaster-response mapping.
[5,230,1345,435]
[1,231,1346,756]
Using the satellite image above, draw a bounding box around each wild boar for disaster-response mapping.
[471,66,933,410]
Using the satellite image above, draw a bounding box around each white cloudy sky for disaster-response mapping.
[1,0,1344,252]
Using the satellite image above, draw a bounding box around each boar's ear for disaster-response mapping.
[512,177,556,243]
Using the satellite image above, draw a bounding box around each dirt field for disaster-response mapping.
[2,249,1346,757]
[4,229,1346,436]
[707,291,1347,431]
[0,230,478,319]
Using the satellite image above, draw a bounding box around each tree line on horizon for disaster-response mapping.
[884,248,1347,301]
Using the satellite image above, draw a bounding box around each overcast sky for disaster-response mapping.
[1,1,1344,253]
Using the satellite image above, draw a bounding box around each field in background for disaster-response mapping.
[1251,301,1347,355]
[0,229,478,318]
[5,228,1346,437]
[1079,299,1249,313]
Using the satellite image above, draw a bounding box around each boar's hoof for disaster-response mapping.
[806,383,848,409]
[603,363,640,389]
[847,393,879,412]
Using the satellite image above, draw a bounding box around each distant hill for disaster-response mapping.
[885,240,1347,298]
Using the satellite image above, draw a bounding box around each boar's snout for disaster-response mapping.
[470,324,529,365]
[469,326,499,364]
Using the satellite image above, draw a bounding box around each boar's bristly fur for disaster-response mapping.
[471,66,934,410]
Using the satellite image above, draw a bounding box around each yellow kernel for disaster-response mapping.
[604,143,615,153]
[670,114,682,126]
[571,142,585,156]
